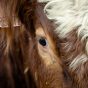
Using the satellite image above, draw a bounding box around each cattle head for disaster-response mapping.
[0,0,65,88]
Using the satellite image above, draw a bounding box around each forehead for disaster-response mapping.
[35,4,56,34]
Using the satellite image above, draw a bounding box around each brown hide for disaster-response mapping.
[0,0,72,88]
[0,0,37,88]
[27,5,64,88]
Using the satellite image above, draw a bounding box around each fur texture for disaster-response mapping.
[2,0,88,88]
[0,0,37,88]
[0,0,64,88]
[43,0,88,88]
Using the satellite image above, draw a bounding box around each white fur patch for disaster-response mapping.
[38,0,53,3]
[69,54,88,71]
[44,0,88,54]
[37,0,48,3]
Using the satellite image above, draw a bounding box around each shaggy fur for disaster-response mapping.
[0,0,37,88]
[0,0,65,88]
[43,0,88,88]
[2,0,88,88]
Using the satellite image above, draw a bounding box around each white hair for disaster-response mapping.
[38,0,88,70]
[38,0,52,3]
[43,0,88,54]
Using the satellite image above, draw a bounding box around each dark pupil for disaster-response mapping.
[39,38,47,46]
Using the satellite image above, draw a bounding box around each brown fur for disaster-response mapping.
[0,0,70,87]
[0,0,76,88]
[59,29,88,88]
[0,0,37,88]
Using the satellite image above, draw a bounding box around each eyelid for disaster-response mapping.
[36,36,46,41]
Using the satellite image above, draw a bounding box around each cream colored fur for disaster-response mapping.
[38,0,88,70]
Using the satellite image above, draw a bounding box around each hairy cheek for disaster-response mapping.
[38,46,54,67]
[28,39,63,87]
[37,42,60,67]
[37,45,63,88]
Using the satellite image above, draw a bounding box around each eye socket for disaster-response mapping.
[39,38,47,46]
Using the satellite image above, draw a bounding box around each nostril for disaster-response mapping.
[39,38,47,46]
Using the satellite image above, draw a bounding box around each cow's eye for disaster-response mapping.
[39,38,47,46]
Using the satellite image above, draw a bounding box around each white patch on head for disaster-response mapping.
[69,54,88,71]
[44,0,88,54]
[38,0,53,3]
